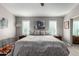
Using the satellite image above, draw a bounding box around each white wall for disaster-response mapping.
[0,4,15,40]
[63,4,79,44]
[15,17,64,36]
[57,17,64,36]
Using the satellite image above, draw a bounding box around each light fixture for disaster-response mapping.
[40,3,44,7]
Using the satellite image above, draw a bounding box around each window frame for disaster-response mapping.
[48,20,57,35]
[22,20,30,35]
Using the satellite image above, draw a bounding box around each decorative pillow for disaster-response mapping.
[0,48,4,54]
[0,44,14,54]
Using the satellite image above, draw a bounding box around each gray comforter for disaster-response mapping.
[10,36,70,56]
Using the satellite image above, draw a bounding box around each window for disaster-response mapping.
[22,21,30,35]
[73,21,79,36]
[48,20,57,35]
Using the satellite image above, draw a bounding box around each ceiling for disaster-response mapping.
[1,3,78,17]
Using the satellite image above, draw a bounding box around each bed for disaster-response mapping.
[10,35,69,56]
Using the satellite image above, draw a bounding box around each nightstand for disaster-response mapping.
[54,36,62,40]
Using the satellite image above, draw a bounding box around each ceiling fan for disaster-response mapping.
[40,3,44,7]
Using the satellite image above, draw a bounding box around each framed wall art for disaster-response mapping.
[64,21,69,29]
[0,17,8,29]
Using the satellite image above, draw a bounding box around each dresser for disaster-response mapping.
[73,36,79,44]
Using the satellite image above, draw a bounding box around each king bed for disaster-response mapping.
[10,35,69,56]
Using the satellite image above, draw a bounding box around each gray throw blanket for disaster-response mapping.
[12,41,69,56]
